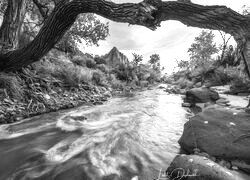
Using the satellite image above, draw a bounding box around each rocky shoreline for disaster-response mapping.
[0,80,151,125]
[0,84,113,124]
[160,84,250,180]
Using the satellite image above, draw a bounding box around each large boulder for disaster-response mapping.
[167,154,250,180]
[229,84,250,95]
[179,106,250,163]
[185,87,219,104]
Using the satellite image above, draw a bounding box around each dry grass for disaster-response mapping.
[0,73,24,100]
[33,59,94,87]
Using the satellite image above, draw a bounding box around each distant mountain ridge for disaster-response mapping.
[103,47,129,67]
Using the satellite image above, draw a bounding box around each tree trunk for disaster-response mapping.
[153,1,250,76]
[0,0,27,53]
[241,40,250,77]
[0,0,157,71]
[0,0,250,73]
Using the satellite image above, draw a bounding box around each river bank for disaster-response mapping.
[0,87,186,180]
[0,82,152,125]
[162,84,250,179]
[0,69,153,125]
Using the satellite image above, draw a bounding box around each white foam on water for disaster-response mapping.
[0,123,54,139]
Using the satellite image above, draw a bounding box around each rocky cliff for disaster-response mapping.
[103,47,129,67]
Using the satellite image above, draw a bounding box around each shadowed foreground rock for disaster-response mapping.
[185,87,219,104]
[167,154,250,180]
[179,106,250,170]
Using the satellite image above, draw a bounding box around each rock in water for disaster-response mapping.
[167,154,250,180]
[185,87,219,104]
[179,106,250,165]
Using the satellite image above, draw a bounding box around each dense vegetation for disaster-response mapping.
[164,30,250,95]
[0,1,163,124]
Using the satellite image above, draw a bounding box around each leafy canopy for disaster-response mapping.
[149,54,161,72]
[132,53,143,66]
[18,0,109,53]
[188,30,218,69]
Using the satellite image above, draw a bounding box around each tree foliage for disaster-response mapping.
[177,60,189,70]
[0,0,7,16]
[132,53,143,66]
[242,5,250,16]
[56,14,109,54]
[149,54,161,72]
[19,0,109,53]
[188,30,218,69]
[1,0,250,73]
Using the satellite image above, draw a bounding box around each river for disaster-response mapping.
[0,88,189,180]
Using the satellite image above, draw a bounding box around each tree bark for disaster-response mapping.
[152,1,250,76]
[0,0,27,53]
[0,0,157,71]
[0,0,250,73]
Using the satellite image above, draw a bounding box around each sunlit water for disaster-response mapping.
[0,88,189,180]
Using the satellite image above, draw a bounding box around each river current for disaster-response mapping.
[0,88,189,180]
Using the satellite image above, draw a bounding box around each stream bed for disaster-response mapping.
[0,88,189,180]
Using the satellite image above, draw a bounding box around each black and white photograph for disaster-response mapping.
[0,0,250,179]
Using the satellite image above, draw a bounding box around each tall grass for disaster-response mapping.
[55,64,93,87]
[72,55,97,69]
[33,59,93,87]
[0,73,24,100]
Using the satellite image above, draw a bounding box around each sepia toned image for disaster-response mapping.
[0,0,250,179]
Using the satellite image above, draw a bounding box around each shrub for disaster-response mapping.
[54,63,93,87]
[94,56,107,65]
[32,59,57,75]
[85,58,97,69]
[107,74,125,89]
[175,77,193,89]
[0,73,24,100]
[71,56,87,67]
[147,71,161,83]
[205,67,231,86]
[96,64,109,74]
[224,66,250,91]
[92,70,106,86]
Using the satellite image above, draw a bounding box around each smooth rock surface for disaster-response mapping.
[167,154,250,180]
[179,106,250,162]
[185,87,219,104]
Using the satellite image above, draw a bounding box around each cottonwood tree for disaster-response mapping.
[13,0,109,54]
[132,53,143,66]
[0,0,250,75]
[188,30,218,70]
[149,53,161,72]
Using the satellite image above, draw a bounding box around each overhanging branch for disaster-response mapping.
[1,0,250,72]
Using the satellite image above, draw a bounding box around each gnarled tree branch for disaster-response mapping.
[1,0,250,73]
[0,0,158,71]
[32,0,49,19]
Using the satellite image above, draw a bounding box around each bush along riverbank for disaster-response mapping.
[0,50,162,124]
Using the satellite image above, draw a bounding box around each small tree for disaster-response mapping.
[188,30,218,70]
[177,60,189,70]
[149,54,161,72]
[132,53,143,66]
[218,31,232,62]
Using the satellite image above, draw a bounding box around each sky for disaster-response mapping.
[80,0,250,73]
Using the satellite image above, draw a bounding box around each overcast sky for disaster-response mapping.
[80,0,249,73]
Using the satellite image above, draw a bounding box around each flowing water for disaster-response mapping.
[0,88,189,180]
